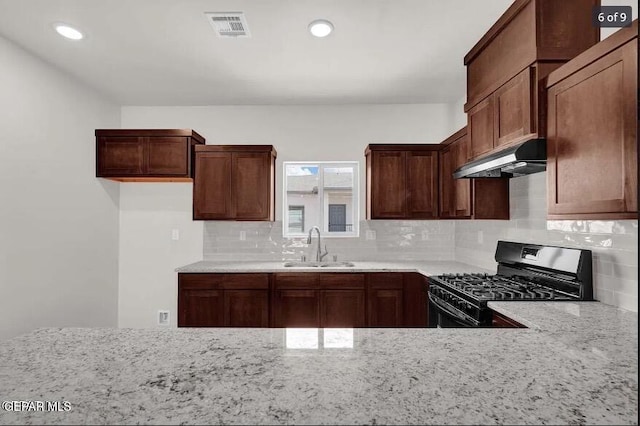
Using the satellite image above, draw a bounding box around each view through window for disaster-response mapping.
[283,162,359,238]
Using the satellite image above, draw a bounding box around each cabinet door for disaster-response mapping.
[273,290,320,327]
[468,96,495,159]
[232,152,272,220]
[193,152,232,219]
[320,290,365,327]
[438,147,454,218]
[371,151,406,218]
[367,273,404,327]
[547,40,637,218]
[407,151,438,218]
[178,289,224,327]
[224,290,269,327]
[147,136,188,175]
[494,68,533,148]
[97,136,144,176]
[452,137,472,217]
[403,273,428,327]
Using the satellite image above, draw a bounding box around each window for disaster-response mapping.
[283,162,359,238]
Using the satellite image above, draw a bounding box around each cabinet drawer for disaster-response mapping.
[367,273,404,289]
[179,273,269,290]
[274,273,320,289]
[319,273,365,289]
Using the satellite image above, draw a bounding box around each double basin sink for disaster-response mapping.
[283,261,355,268]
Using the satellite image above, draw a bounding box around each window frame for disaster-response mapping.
[283,161,359,238]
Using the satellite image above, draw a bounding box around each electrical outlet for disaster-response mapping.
[171,229,180,241]
[421,231,430,241]
[239,231,246,241]
[158,310,170,325]
[365,230,376,240]
[477,230,484,244]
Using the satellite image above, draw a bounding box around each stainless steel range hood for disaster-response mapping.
[453,138,546,179]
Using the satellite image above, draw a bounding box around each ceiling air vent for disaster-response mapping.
[205,12,250,38]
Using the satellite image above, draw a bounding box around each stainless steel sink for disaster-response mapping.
[283,261,355,268]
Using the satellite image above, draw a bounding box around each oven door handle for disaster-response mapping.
[429,293,481,327]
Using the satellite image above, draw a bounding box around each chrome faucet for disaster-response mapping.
[307,226,328,262]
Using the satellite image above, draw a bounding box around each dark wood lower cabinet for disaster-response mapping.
[321,290,365,327]
[403,273,429,327]
[367,273,404,327]
[178,272,429,328]
[224,290,269,327]
[273,273,366,328]
[273,289,320,327]
[178,273,269,327]
[179,289,224,327]
[491,310,525,328]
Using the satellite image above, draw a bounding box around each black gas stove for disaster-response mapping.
[428,241,593,327]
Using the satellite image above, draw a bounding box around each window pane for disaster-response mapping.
[288,206,304,233]
[324,165,354,234]
[284,162,358,238]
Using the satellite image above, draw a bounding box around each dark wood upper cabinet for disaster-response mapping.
[193,152,232,219]
[193,145,276,221]
[468,96,495,159]
[232,152,273,220]
[96,129,204,181]
[368,150,406,218]
[464,0,600,161]
[546,21,638,220]
[365,145,439,220]
[439,146,454,218]
[439,127,509,220]
[407,151,439,219]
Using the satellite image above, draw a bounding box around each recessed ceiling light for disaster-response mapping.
[54,24,84,40]
[308,19,333,38]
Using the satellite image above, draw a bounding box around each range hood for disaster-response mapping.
[453,138,546,179]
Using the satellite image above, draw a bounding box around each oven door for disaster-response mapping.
[429,293,481,328]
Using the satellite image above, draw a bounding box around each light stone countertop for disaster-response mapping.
[175,260,493,276]
[0,302,637,425]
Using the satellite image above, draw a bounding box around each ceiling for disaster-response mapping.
[0,0,512,105]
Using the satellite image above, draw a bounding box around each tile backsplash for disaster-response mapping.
[203,172,637,312]
[204,220,456,262]
[456,172,638,312]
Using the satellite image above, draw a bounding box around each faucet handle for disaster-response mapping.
[320,244,329,261]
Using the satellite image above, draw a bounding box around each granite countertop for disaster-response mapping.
[0,302,637,425]
[175,260,492,276]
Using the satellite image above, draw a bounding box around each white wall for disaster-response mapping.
[0,35,121,340]
[118,183,203,329]
[118,104,454,327]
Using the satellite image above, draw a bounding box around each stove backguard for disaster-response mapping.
[494,241,593,300]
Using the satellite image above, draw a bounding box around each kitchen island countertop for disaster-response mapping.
[0,301,636,425]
